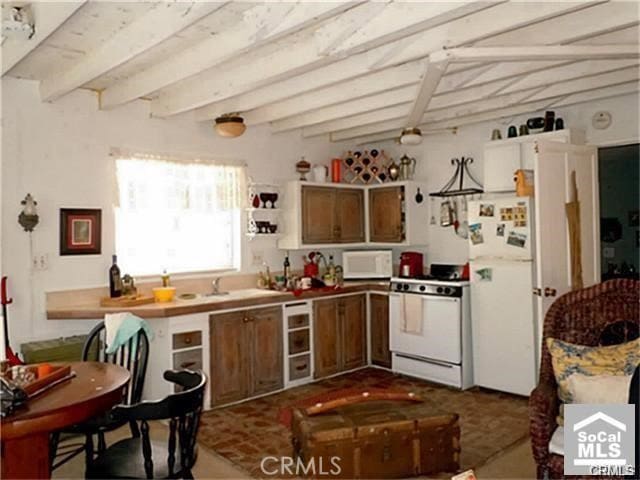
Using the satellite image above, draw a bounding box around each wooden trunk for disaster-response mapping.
[292,398,460,479]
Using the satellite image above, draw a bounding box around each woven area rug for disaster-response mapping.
[199,368,529,478]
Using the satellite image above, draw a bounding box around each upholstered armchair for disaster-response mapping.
[529,279,640,479]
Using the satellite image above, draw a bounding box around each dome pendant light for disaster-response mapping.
[400,127,422,145]
[214,113,246,138]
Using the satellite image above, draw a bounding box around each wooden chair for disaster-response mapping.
[50,320,150,469]
[529,279,639,479]
[86,369,206,479]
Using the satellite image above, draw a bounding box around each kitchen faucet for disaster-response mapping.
[212,277,221,294]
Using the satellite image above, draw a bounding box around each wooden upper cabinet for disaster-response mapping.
[210,311,248,405]
[341,294,367,371]
[369,294,391,368]
[249,307,283,396]
[336,188,365,243]
[302,186,336,244]
[369,186,404,243]
[313,298,340,378]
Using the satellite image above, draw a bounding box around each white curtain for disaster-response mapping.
[112,149,246,276]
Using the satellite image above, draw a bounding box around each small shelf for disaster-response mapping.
[245,208,282,213]
[246,233,282,239]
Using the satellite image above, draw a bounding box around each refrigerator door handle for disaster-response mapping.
[532,287,542,296]
[544,287,557,297]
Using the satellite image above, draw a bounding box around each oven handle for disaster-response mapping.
[394,352,455,368]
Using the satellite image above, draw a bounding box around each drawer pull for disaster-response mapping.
[295,364,308,371]
[180,361,197,369]
[184,337,192,345]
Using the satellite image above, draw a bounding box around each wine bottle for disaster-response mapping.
[283,253,291,283]
[109,255,122,298]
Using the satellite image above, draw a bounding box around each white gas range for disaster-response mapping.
[389,264,473,390]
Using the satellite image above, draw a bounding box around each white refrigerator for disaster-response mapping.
[467,196,538,396]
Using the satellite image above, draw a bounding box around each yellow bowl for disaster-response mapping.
[153,287,176,303]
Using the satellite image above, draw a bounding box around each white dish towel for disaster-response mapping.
[402,294,423,335]
[104,312,128,351]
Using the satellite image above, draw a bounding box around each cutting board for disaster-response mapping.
[100,295,155,307]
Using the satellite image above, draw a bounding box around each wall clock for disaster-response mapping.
[592,111,612,130]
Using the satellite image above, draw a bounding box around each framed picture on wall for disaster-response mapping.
[60,208,102,255]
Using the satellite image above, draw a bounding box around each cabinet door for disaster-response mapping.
[210,311,248,405]
[249,307,283,396]
[369,186,404,243]
[302,186,337,244]
[336,188,365,243]
[313,298,340,378]
[341,294,367,371]
[369,294,391,368]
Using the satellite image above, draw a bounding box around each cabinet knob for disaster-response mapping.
[184,337,192,344]
[243,316,249,323]
[532,288,542,296]
[544,287,557,297]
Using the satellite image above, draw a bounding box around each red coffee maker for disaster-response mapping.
[399,252,423,278]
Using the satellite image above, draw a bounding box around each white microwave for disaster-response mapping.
[342,250,393,280]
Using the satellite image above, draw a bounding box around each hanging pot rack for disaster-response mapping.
[429,156,483,197]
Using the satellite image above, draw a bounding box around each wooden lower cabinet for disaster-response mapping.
[369,294,391,368]
[314,294,367,379]
[210,306,283,405]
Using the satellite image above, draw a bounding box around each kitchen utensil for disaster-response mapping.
[399,155,416,180]
[312,165,328,183]
[543,111,555,131]
[153,287,176,303]
[440,201,452,226]
[491,129,502,140]
[388,160,400,181]
[429,198,436,225]
[415,188,424,204]
[331,158,341,183]
[266,192,278,208]
[259,192,269,208]
[399,252,423,278]
[251,194,260,208]
[519,124,529,136]
[507,126,517,138]
[268,223,278,234]
[296,157,311,180]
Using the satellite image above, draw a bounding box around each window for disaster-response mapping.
[114,153,244,276]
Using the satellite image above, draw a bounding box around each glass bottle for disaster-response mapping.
[109,255,122,298]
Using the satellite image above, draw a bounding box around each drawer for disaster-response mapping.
[173,348,203,371]
[289,354,311,381]
[288,314,309,329]
[288,329,310,355]
[172,331,202,350]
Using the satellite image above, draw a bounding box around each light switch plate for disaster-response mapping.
[603,246,615,258]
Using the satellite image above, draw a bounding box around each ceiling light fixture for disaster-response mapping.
[400,127,422,145]
[214,113,246,138]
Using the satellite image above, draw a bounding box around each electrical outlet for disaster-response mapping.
[31,253,49,271]
[603,247,615,259]
[252,250,264,266]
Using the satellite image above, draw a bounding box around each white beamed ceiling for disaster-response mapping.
[2,1,639,143]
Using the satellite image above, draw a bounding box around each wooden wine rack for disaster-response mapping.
[341,149,392,184]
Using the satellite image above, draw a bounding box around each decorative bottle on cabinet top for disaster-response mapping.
[109,255,122,298]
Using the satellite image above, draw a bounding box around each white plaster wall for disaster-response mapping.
[369,92,640,266]
[0,77,348,345]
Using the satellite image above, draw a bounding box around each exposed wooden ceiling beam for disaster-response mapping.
[152,1,531,118]
[406,59,449,127]
[243,61,425,125]
[281,58,637,133]
[328,66,639,141]
[2,1,86,76]
[194,1,629,123]
[328,1,500,56]
[99,2,358,110]
[435,45,640,64]
[271,85,417,133]
[548,81,639,108]
[39,2,226,102]
[373,1,609,68]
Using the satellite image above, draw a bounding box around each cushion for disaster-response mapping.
[546,337,640,424]
[549,426,564,456]
[567,373,632,404]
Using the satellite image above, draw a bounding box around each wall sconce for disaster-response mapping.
[18,193,39,232]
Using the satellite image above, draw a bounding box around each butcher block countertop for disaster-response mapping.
[47,282,390,320]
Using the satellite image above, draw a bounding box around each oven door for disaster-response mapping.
[389,292,461,364]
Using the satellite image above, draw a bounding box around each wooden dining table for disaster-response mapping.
[1,361,130,479]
